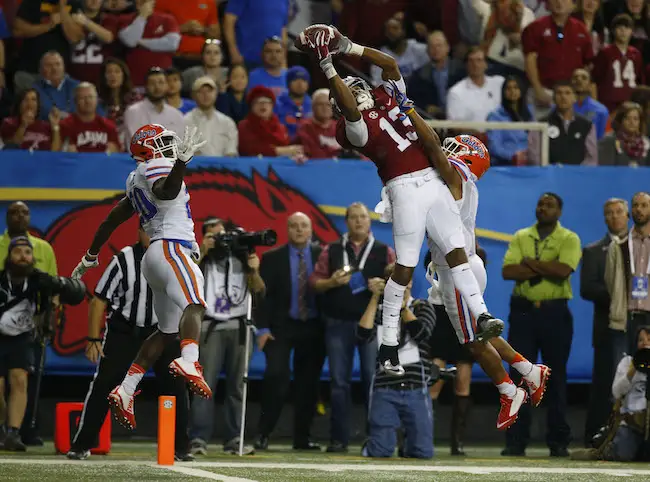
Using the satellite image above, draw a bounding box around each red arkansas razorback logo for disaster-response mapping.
[45,167,340,356]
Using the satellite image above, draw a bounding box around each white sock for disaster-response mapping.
[496,379,517,398]
[514,360,534,377]
[181,340,199,363]
[381,277,406,346]
[122,364,145,396]
[450,263,488,318]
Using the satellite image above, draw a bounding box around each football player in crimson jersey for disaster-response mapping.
[592,14,645,113]
[398,90,550,430]
[301,25,504,377]
[70,124,213,431]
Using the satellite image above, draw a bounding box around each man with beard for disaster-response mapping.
[369,17,428,87]
[123,67,184,142]
[0,238,50,451]
[0,202,57,448]
[606,192,650,354]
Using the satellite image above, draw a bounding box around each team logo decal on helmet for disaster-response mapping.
[130,123,181,162]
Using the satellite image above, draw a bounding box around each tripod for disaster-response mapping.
[238,294,255,457]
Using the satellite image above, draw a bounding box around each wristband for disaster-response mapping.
[321,62,338,80]
[349,43,364,57]
[87,337,102,342]
[404,107,415,116]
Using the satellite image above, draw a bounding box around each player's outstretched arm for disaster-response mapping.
[152,161,186,201]
[328,73,361,122]
[89,197,135,255]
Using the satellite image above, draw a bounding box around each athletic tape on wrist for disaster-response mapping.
[349,43,364,56]
[322,63,338,79]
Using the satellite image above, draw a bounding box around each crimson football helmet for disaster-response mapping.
[442,134,491,180]
[130,123,180,162]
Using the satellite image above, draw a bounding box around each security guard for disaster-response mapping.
[67,226,192,460]
[501,193,582,457]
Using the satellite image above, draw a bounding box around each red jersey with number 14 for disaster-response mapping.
[592,44,644,112]
[335,86,431,184]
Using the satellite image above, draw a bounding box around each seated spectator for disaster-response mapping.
[0,88,61,151]
[473,0,535,80]
[238,85,304,160]
[182,39,228,96]
[223,0,289,68]
[598,102,650,167]
[358,268,435,459]
[247,37,287,98]
[407,31,464,119]
[165,67,196,114]
[447,47,504,124]
[216,64,249,124]
[522,0,593,117]
[33,51,80,121]
[295,89,341,159]
[572,68,609,140]
[68,0,119,84]
[602,326,650,462]
[184,76,238,157]
[592,14,644,114]
[98,58,142,147]
[155,0,220,69]
[276,66,312,140]
[486,76,533,166]
[631,86,650,137]
[528,81,597,165]
[117,0,180,87]
[369,17,428,86]
[12,0,84,93]
[572,0,606,54]
[123,67,185,141]
[60,83,120,153]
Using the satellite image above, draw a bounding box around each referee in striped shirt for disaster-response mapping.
[358,265,437,459]
[67,226,192,460]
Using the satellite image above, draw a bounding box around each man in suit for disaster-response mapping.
[581,198,630,446]
[254,212,324,451]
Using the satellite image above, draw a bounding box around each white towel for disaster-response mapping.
[374,186,393,223]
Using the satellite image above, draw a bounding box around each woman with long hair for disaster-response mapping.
[97,58,141,144]
[182,39,228,96]
[572,0,605,53]
[0,88,61,151]
[486,76,533,165]
[216,64,249,124]
[598,102,650,166]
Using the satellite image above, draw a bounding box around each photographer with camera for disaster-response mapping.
[189,218,268,456]
[0,201,58,447]
[0,237,85,451]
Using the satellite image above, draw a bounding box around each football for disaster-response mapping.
[294,24,343,54]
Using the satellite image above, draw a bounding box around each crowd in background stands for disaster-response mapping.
[0,0,650,166]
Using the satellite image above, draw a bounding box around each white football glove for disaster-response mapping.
[71,252,99,280]
[177,126,207,164]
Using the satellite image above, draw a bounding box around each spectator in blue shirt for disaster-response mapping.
[247,37,288,99]
[166,67,196,114]
[216,64,249,124]
[33,51,80,121]
[486,76,533,166]
[276,66,312,139]
[224,0,288,68]
[572,68,609,140]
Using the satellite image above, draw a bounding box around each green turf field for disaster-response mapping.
[1,442,649,481]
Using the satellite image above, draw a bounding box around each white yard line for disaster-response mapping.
[161,465,259,482]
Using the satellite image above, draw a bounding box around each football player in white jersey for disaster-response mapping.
[71,123,213,430]
[389,85,550,431]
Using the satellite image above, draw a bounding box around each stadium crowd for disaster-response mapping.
[0,0,650,464]
[0,0,650,165]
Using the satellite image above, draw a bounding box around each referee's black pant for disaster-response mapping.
[504,297,573,452]
[71,317,190,453]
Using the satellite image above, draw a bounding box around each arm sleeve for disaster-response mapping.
[558,232,582,271]
[502,234,524,266]
[612,356,633,400]
[521,22,538,55]
[94,256,122,300]
[118,15,146,47]
[344,117,369,148]
[580,246,610,305]
[144,158,174,189]
[138,32,181,52]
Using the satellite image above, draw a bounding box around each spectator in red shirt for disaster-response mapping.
[238,85,304,160]
[522,0,594,116]
[60,82,120,153]
[593,14,644,113]
[68,0,119,84]
[1,88,61,151]
[97,57,142,147]
[603,0,650,64]
[295,88,341,159]
[117,0,180,87]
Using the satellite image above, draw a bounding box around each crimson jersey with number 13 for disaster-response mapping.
[335,86,431,184]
